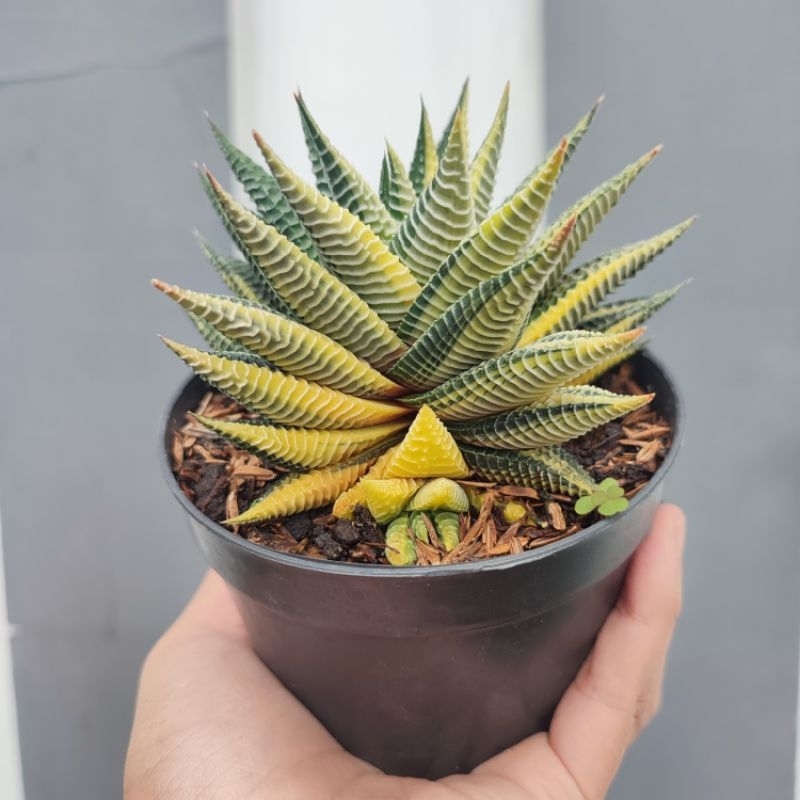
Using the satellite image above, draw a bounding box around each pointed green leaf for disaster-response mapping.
[470,82,510,221]
[207,117,320,260]
[461,444,598,497]
[397,139,568,344]
[160,338,411,429]
[380,142,416,222]
[186,312,248,354]
[194,415,406,469]
[448,386,654,449]
[403,329,644,421]
[198,172,296,318]
[517,218,695,347]
[526,145,663,296]
[254,134,421,329]
[567,339,646,386]
[390,110,475,287]
[204,173,407,371]
[579,281,689,333]
[225,450,380,525]
[388,217,574,390]
[295,92,396,240]
[409,102,438,194]
[153,281,405,398]
[437,78,470,159]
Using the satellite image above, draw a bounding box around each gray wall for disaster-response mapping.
[0,2,225,798]
[1,2,798,799]
[545,2,800,798]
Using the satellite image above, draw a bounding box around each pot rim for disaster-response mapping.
[160,350,683,579]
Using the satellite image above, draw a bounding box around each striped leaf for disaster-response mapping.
[380,142,416,222]
[517,218,695,347]
[505,95,603,203]
[186,312,248,354]
[437,78,470,159]
[409,101,438,194]
[578,281,688,333]
[194,234,274,308]
[448,386,654,448]
[526,146,663,296]
[194,415,406,469]
[207,117,320,260]
[254,133,421,329]
[160,339,411,429]
[205,173,407,371]
[470,82,510,221]
[403,329,643,421]
[390,110,475,287]
[385,514,417,565]
[295,92,396,241]
[388,217,575,391]
[566,340,646,386]
[460,444,597,497]
[397,139,568,344]
[225,450,380,524]
[432,510,461,551]
[153,281,405,398]
[198,172,296,318]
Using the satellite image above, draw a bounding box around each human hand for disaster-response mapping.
[125,503,684,799]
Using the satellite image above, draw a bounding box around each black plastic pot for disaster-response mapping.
[161,351,681,779]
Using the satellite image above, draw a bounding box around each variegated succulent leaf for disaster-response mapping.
[397,138,568,344]
[295,92,396,241]
[204,172,407,371]
[207,117,320,260]
[409,101,438,194]
[578,281,689,333]
[389,109,475,288]
[517,217,695,347]
[470,82,510,220]
[567,338,648,386]
[254,133,421,330]
[437,78,470,159]
[380,142,416,222]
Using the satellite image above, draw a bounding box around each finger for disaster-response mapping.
[547,503,685,797]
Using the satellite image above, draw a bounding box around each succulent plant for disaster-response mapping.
[156,81,692,557]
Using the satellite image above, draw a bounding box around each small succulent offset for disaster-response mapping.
[156,80,692,564]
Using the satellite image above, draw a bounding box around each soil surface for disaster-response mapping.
[172,363,673,565]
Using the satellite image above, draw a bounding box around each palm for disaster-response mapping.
[126,504,684,799]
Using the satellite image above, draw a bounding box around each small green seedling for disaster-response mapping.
[574,477,629,517]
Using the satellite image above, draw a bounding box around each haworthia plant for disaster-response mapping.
[156,81,692,527]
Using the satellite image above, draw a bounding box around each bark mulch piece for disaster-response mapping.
[172,362,672,565]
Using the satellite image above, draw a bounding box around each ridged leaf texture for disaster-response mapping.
[207,118,320,260]
[161,339,410,429]
[194,415,405,469]
[154,281,403,397]
[397,139,568,344]
[390,111,475,287]
[448,386,654,448]
[409,102,438,194]
[517,218,695,347]
[380,142,416,222]
[404,329,643,421]
[195,236,273,307]
[295,93,396,241]
[437,79,470,159]
[254,134,421,329]
[578,282,688,333]
[470,82,510,220]
[205,173,407,371]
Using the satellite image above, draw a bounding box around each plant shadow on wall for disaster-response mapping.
[152,79,691,779]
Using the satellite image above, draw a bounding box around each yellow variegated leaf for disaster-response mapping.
[578,282,688,333]
[194,415,406,469]
[382,406,469,478]
[517,218,695,348]
[205,173,407,371]
[470,82,510,221]
[295,92,396,240]
[385,514,417,565]
[461,444,598,497]
[390,110,475,287]
[195,235,272,307]
[398,139,568,344]
[254,134,420,329]
[161,339,410,429]
[153,281,404,398]
[407,478,469,512]
[436,78,470,159]
[361,478,423,523]
[409,101,438,194]
[432,510,461,551]
[225,454,375,524]
[405,329,644,421]
[332,445,400,518]
[380,142,416,222]
[448,386,654,448]
[566,340,646,386]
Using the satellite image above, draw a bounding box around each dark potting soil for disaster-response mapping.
[172,362,673,565]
